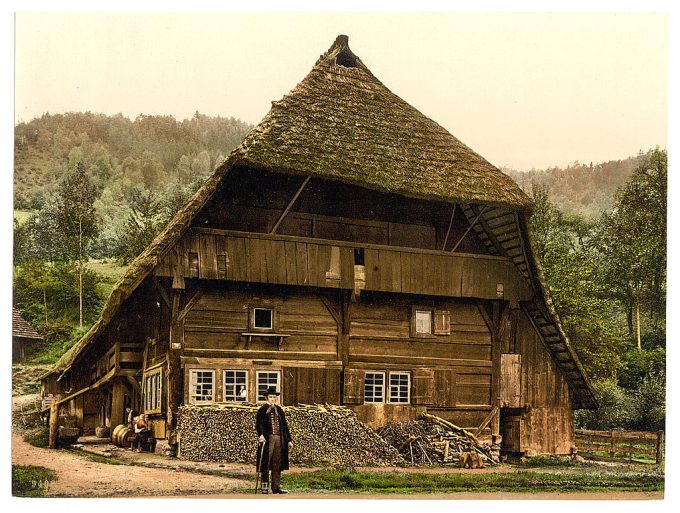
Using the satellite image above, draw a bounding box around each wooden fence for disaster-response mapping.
[575,429,664,464]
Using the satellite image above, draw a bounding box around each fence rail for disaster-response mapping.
[575,429,664,464]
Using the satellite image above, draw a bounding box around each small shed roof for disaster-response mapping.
[12,308,42,341]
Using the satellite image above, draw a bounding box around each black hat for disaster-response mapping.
[265,386,280,396]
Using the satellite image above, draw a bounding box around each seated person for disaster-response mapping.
[131,414,152,452]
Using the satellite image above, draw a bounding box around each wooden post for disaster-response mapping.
[609,430,616,459]
[656,431,664,464]
[48,403,59,449]
[110,380,125,428]
[167,287,183,432]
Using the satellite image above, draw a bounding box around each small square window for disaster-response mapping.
[253,308,273,330]
[415,310,433,334]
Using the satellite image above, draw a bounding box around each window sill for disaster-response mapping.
[241,332,290,350]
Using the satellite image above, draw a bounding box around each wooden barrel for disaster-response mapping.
[111,424,126,445]
[118,427,133,448]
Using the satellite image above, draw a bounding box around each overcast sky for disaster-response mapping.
[14,11,667,170]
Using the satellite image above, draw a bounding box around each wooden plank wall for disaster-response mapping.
[515,311,575,455]
[182,287,338,361]
[154,230,531,301]
[348,296,495,430]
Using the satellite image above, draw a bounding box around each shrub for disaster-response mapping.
[575,379,637,430]
[24,425,49,448]
[630,372,665,432]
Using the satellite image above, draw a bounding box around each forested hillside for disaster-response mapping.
[12,112,666,433]
[504,155,643,218]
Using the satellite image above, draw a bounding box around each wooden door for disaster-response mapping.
[500,353,522,408]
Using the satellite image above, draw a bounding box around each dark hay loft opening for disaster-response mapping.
[336,48,357,68]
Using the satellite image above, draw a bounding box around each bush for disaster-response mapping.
[630,372,665,432]
[24,425,49,448]
[575,379,636,430]
[618,348,666,390]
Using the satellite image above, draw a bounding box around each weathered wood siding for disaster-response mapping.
[514,311,575,455]
[182,286,339,361]
[154,229,532,302]
[347,296,495,430]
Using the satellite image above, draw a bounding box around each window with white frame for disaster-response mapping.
[144,368,162,413]
[224,370,248,402]
[364,371,385,403]
[256,371,280,402]
[253,307,274,330]
[189,369,215,404]
[414,310,433,335]
[388,371,411,404]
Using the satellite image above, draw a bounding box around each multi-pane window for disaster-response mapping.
[414,310,433,335]
[388,372,411,404]
[144,369,162,413]
[256,371,280,402]
[189,370,215,404]
[253,308,274,329]
[364,371,385,403]
[224,370,248,402]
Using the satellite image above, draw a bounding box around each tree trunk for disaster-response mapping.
[626,305,634,339]
[636,300,642,352]
[43,287,48,324]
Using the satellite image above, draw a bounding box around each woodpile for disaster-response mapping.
[377,413,498,466]
[177,403,405,466]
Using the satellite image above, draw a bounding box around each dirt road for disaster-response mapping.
[12,433,249,497]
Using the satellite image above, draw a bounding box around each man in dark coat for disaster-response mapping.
[255,387,292,494]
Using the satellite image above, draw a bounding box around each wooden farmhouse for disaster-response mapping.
[41,35,596,457]
[13,308,43,363]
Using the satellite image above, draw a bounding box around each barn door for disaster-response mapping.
[500,353,522,408]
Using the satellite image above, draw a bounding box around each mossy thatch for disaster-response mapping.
[236,35,531,211]
[43,36,594,409]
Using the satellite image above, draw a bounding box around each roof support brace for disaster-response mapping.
[270,176,311,234]
[450,205,488,253]
[441,203,457,250]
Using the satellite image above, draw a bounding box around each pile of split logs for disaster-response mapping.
[377,413,499,466]
[177,403,404,466]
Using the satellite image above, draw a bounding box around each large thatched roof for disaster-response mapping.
[43,36,595,408]
[236,35,531,210]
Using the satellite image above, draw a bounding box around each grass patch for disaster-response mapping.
[13,210,34,225]
[12,465,56,497]
[24,426,49,448]
[89,260,128,282]
[518,455,586,468]
[282,469,664,494]
[66,448,127,465]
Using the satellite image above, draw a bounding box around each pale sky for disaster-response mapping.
[14,11,668,171]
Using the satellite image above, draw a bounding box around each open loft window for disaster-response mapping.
[224,370,248,402]
[413,309,433,336]
[252,307,274,330]
[411,307,451,337]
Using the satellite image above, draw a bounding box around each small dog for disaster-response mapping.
[459,451,485,469]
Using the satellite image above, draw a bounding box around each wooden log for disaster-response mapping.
[48,403,58,449]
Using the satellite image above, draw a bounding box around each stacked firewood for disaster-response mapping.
[377,413,498,466]
[177,403,404,466]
